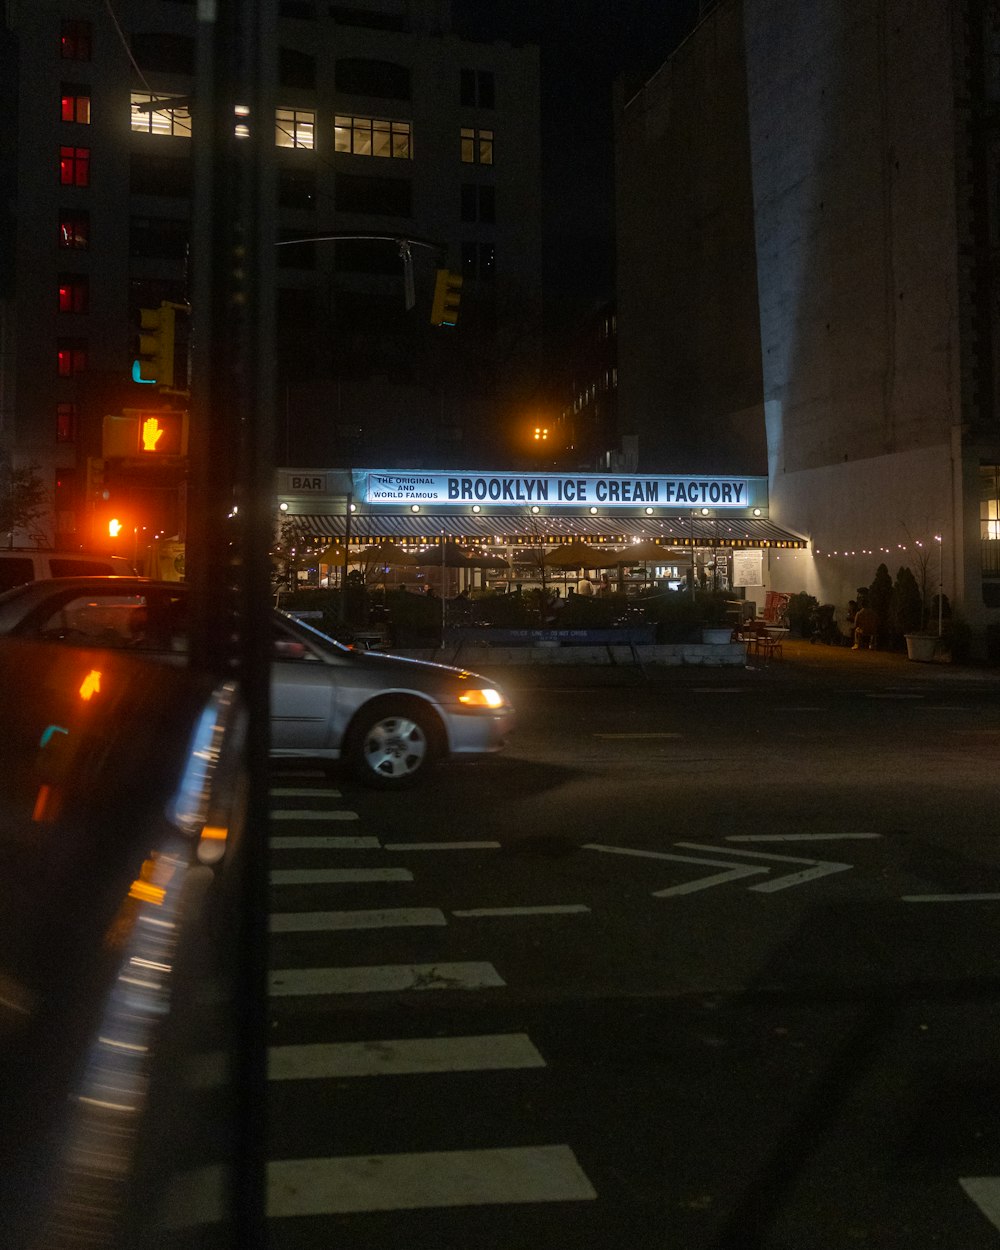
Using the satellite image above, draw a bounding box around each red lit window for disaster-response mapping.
[59,210,90,249]
[60,146,90,187]
[57,339,87,376]
[56,403,77,443]
[60,20,92,61]
[58,274,89,313]
[61,86,91,124]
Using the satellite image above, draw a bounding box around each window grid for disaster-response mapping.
[60,20,92,61]
[59,211,90,250]
[130,93,192,137]
[61,86,91,124]
[56,402,77,444]
[57,339,87,376]
[334,115,411,159]
[460,127,493,165]
[58,274,89,314]
[276,108,315,149]
[59,146,90,186]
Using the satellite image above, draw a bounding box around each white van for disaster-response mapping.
[0,550,135,594]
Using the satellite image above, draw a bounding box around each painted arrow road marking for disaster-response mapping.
[584,844,770,896]
[675,843,853,892]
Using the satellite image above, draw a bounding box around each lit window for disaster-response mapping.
[61,85,90,124]
[57,274,89,313]
[130,93,192,137]
[59,210,89,249]
[334,115,411,159]
[59,146,90,186]
[60,19,91,61]
[235,104,250,139]
[57,339,87,376]
[460,127,493,165]
[56,402,77,443]
[275,107,315,149]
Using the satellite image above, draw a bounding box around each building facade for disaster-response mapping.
[0,0,541,549]
[615,0,1000,653]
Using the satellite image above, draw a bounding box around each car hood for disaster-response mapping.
[347,647,501,689]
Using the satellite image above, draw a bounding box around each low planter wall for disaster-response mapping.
[394,642,748,667]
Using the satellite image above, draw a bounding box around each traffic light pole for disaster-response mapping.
[191,2,275,1243]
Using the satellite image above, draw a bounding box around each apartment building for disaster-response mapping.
[0,0,541,547]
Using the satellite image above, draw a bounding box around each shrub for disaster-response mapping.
[785,592,819,638]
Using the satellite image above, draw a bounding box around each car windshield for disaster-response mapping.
[275,609,353,657]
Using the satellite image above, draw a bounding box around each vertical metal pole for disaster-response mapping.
[190,1,274,1243]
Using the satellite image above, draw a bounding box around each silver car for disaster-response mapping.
[0,577,515,790]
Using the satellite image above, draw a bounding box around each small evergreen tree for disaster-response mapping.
[890,566,922,644]
[868,564,893,644]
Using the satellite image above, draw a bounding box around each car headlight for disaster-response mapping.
[457,687,506,709]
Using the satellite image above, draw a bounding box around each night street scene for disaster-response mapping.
[3,0,1000,1246]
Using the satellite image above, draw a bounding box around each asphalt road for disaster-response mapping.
[258,643,1000,1248]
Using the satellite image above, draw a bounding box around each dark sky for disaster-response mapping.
[452,1,702,317]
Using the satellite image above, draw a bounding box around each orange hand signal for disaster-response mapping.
[141,416,164,451]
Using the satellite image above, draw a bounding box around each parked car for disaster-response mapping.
[0,577,515,789]
[0,549,134,593]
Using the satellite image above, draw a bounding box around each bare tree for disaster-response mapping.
[0,463,49,548]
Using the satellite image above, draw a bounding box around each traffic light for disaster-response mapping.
[86,456,107,499]
[136,411,185,457]
[430,268,463,327]
[102,410,187,458]
[137,302,176,388]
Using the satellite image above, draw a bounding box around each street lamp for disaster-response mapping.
[935,531,943,637]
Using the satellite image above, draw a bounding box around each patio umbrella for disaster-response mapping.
[315,543,347,564]
[412,541,475,568]
[348,543,417,567]
[542,540,620,569]
[614,539,672,564]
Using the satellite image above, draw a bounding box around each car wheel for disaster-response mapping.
[348,699,440,789]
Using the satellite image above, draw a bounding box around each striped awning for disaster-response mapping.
[287,513,808,549]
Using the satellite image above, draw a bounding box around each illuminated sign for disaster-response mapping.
[357,471,763,511]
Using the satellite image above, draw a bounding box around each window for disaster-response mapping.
[278,167,317,210]
[131,32,195,75]
[276,108,315,149]
[460,69,495,109]
[280,47,316,88]
[130,92,192,137]
[334,115,411,159]
[460,127,493,165]
[61,85,91,124]
[60,19,91,60]
[59,210,90,250]
[460,183,495,223]
[335,57,410,99]
[58,274,89,313]
[333,238,401,275]
[461,241,495,282]
[277,231,316,269]
[130,153,192,197]
[130,216,190,259]
[59,146,90,186]
[234,104,250,140]
[57,338,87,376]
[335,172,411,217]
[56,402,78,443]
[330,6,408,32]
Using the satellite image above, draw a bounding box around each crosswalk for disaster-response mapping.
[166,772,597,1238]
